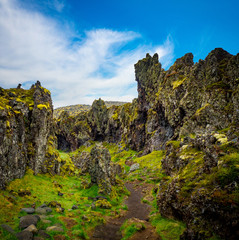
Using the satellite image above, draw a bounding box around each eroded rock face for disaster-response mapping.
[158,132,239,240]
[87,99,109,141]
[0,82,58,189]
[54,48,239,239]
[88,144,116,195]
[55,110,91,152]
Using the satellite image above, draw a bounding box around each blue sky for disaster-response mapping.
[0,0,238,108]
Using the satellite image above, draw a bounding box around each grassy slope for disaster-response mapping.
[0,166,127,239]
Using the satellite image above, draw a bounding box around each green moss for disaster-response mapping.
[6,121,10,128]
[195,103,210,116]
[172,77,187,89]
[151,214,186,240]
[37,104,48,110]
[134,150,165,170]
[120,220,145,240]
[0,167,128,239]
[206,81,230,91]
[166,140,180,149]
[214,133,228,144]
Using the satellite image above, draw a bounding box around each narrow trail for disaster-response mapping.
[90,182,161,240]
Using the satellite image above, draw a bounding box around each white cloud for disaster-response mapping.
[0,0,174,108]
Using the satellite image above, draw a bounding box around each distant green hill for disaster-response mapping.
[53,101,129,118]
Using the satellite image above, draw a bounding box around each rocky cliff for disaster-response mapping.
[0,81,61,189]
[55,48,239,239]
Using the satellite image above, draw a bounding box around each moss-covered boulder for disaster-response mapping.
[88,144,116,195]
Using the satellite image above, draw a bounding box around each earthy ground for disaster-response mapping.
[90,182,161,240]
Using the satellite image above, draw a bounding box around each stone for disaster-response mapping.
[95,196,107,201]
[129,163,140,172]
[21,208,35,214]
[16,230,33,240]
[42,219,52,224]
[18,189,31,196]
[82,215,89,221]
[0,224,15,235]
[39,204,47,208]
[0,81,56,189]
[35,207,52,214]
[95,199,112,209]
[58,192,63,196]
[127,218,146,230]
[56,206,64,213]
[23,224,38,234]
[53,223,63,227]
[88,145,116,195]
[48,201,61,208]
[72,205,78,210]
[46,226,64,232]
[19,215,39,229]
[91,203,96,210]
[38,230,51,238]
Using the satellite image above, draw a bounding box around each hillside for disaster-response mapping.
[53,101,129,119]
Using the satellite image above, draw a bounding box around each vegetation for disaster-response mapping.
[0,167,128,239]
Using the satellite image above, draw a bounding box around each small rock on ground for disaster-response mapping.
[42,219,52,224]
[38,229,51,238]
[23,224,38,233]
[19,215,39,229]
[21,208,35,214]
[16,230,33,240]
[53,235,66,240]
[130,163,140,172]
[0,224,15,235]
[35,207,52,214]
[46,226,64,232]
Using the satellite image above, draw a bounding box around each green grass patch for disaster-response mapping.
[151,214,186,240]
[120,220,145,240]
[0,167,128,239]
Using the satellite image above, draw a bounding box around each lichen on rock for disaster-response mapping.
[88,144,116,195]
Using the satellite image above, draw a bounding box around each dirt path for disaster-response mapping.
[90,182,161,240]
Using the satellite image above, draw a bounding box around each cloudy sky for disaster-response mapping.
[0,0,238,108]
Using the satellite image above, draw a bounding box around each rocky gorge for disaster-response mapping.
[0,48,238,240]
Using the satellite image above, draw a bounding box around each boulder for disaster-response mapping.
[21,208,35,214]
[19,215,39,229]
[35,207,52,214]
[38,230,51,239]
[0,224,15,235]
[88,144,116,195]
[46,226,64,232]
[16,230,33,240]
[23,224,38,234]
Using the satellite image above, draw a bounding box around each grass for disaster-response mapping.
[0,167,128,239]
[127,150,166,183]
[151,215,186,240]
[120,220,145,240]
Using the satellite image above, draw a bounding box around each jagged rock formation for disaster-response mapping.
[55,48,239,239]
[55,111,91,152]
[0,81,61,189]
[88,144,116,195]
